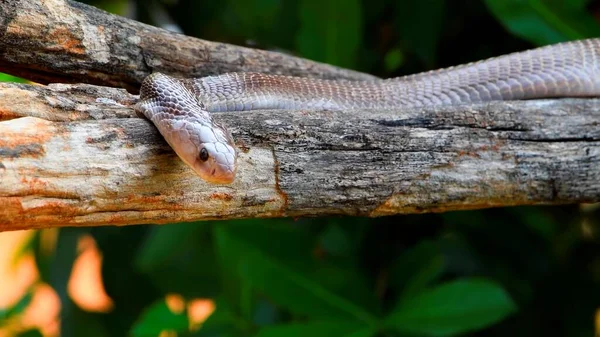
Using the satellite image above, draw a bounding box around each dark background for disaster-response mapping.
[2,0,600,336]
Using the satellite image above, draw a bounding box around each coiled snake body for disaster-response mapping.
[135,38,600,184]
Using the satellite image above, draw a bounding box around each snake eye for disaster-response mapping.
[199,148,209,162]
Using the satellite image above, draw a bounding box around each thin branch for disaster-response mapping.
[1,81,599,231]
[0,0,375,92]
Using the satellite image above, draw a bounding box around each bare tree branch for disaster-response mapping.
[0,0,598,232]
[0,0,375,92]
[0,81,598,231]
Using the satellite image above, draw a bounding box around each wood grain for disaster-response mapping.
[0,0,374,92]
[1,81,598,231]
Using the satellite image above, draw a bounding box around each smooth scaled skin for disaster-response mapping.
[136,38,600,184]
[136,73,237,184]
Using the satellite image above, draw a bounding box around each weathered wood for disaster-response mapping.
[0,0,375,92]
[1,81,598,231]
[0,0,598,231]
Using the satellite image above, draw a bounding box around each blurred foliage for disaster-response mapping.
[3,0,600,336]
[0,73,28,83]
[0,288,42,337]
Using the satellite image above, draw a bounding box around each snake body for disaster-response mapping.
[135,38,600,184]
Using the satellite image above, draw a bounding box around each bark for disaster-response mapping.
[0,0,598,231]
[0,0,375,92]
[0,81,598,231]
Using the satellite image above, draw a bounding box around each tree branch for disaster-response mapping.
[0,0,598,231]
[0,81,599,231]
[0,0,375,92]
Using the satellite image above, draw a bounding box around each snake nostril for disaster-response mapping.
[211,168,216,176]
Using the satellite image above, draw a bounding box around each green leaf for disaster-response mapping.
[563,0,593,10]
[50,229,83,307]
[296,0,363,68]
[193,297,242,337]
[10,232,38,268]
[32,230,52,284]
[255,321,375,337]
[16,329,43,337]
[91,226,163,336]
[396,0,446,67]
[225,0,285,42]
[512,208,558,241]
[49,229,101,337]
[214,222,378,324]
[252,299,280,326]
[318,218,370,258]
[134,222,220,297]
[344,327,379,337]
[61,303,109,337]
[0,290,33,322]
[131,299,189,337]
[384,48,405,73]
[484,0,600,45]
[385,278,517,337]
[0,72,27,83]
[389,240,446,303]
[444,209,553,288]
[87,0,129,15]
[319,224,353,257]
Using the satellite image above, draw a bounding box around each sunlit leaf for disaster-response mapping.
[10,232,38,269]
[0,290,33,322]
[88,0,129,15]
[131,299,189,337]
[0,72,27,83]
[193,297,241,337]
[484,0,600,45]
[385,278,517,336]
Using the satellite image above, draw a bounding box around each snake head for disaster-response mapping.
[136,73,237,184]
[170,117,237,184]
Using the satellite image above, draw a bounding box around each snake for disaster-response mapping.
[134,38,600,184]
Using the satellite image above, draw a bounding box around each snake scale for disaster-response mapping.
[135,38,600,184]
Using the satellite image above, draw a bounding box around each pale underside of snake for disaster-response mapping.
[134,38,600,184]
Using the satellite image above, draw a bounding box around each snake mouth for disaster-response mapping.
[188,156,236,184]
[202,168,235,184]
[211,164,236,184]
[201,175,234,184]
